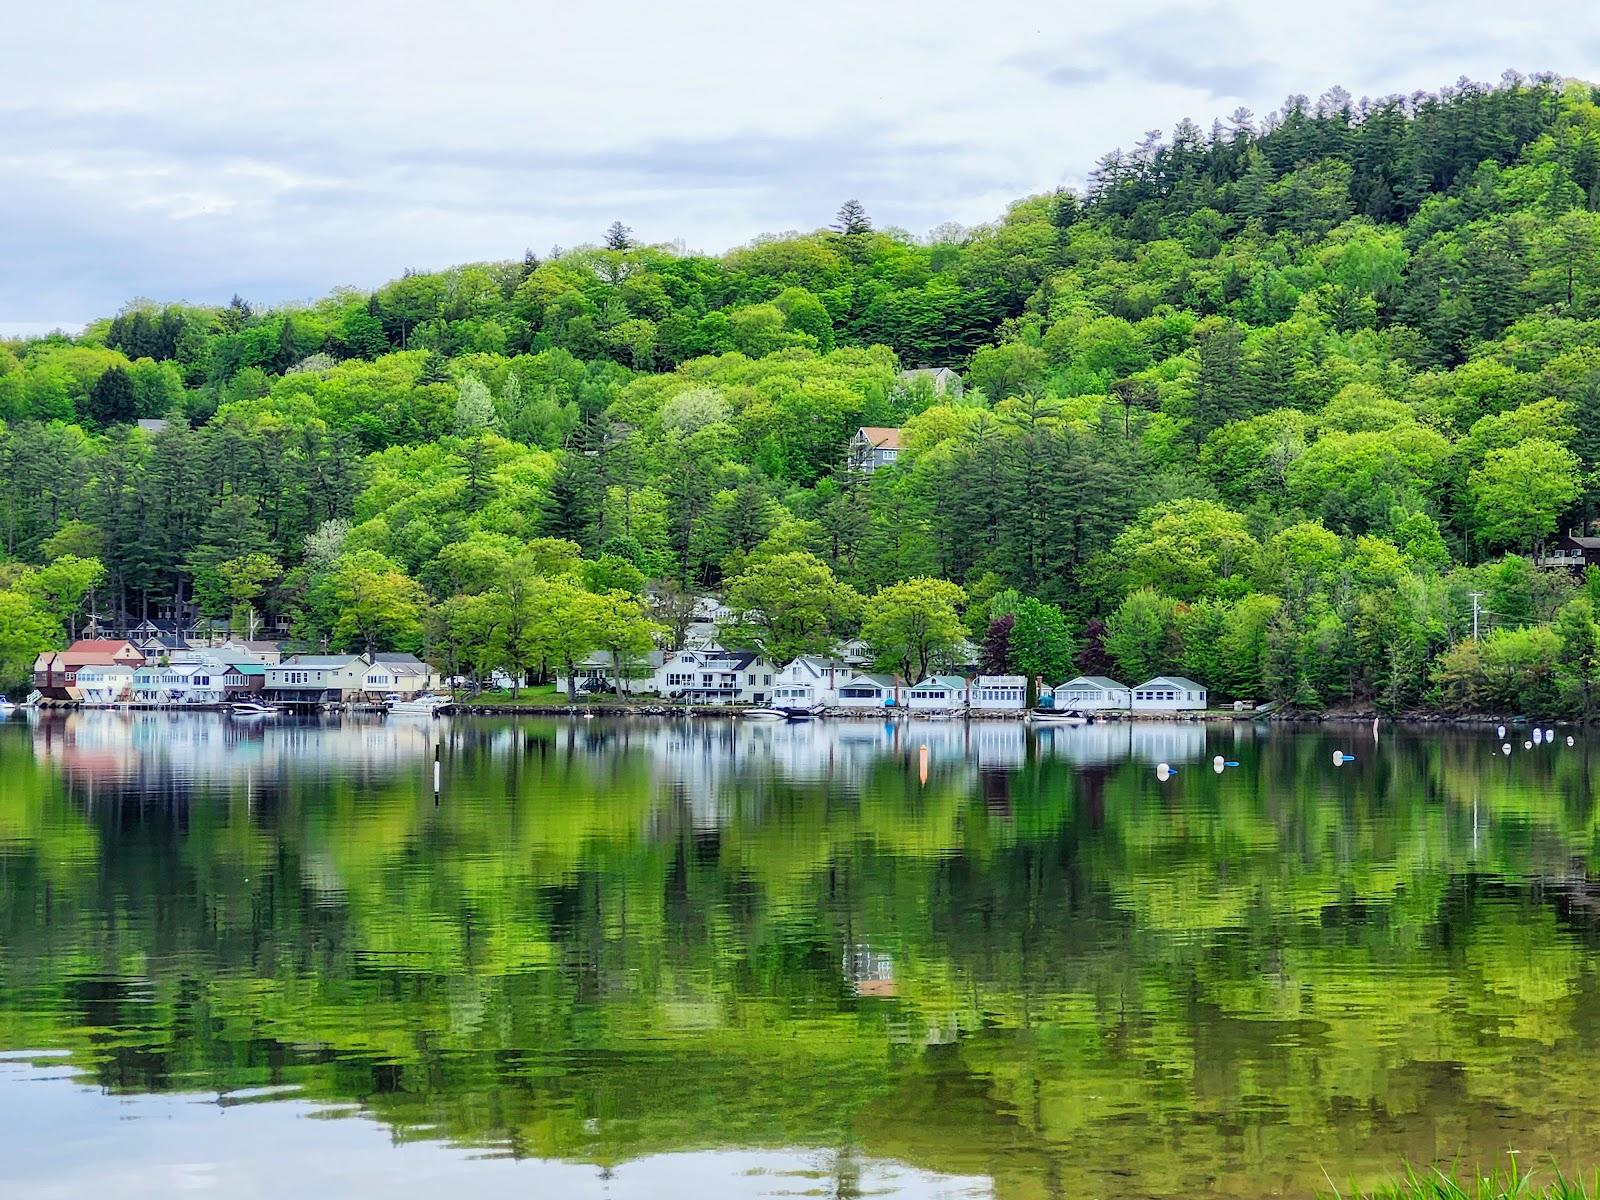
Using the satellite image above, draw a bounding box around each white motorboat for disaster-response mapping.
[229,701,279,716]
[781,705,825,721]
[1028,708,1087,725]
[741,707,787,720]
[387,693,455,717]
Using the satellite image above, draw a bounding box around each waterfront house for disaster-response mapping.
[1130,675,1208,712]
[835,674,902,709]
[33,640,146,692]
[131,661,224,705]
[265,654,372,705]
[220,662,266,700]
[74,662,136,705]
[907,675,970,712]
[366,652,443,699]
[847,426,903,474]
[658,649,775,705]
[1054,676,1132,711]
[970,674,1027,711]
[773,656,852,709]
[1538,533,1600,571]
[898,366,963,398]
[555,649,667,697]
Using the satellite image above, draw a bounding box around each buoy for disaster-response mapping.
[1213,759,1225,774]
[1497,725,1506,739]
[1502,744,1511,755]
[1156,762,1173,781]
[919,744,929,786]
[1213,755,1225,769]
[1333,750,1352,766]
[1533,728,1543,745]
[1225,760,1240,767]
[1568,736,1576,747]
[1524,740,1533,750]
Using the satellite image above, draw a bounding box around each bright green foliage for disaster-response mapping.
[722,552,861,662]
[861,577,966,683]
[1468,438,1582,551]
[1008,597,1076,689]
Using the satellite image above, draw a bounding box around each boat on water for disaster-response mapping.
[386,693,455,717]
[781,705,825,721]
[228,701,279,716]
[1028,708,1088,725]
[741,707,787,720]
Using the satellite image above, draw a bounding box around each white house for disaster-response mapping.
[1131,675,1208,712]
[835,674,902,709]
[74,663,135,706]
[1054,676,1132,712]
[657,649,776,706]
[131,661,225,705]
[555,649,666,697]
[970,674,1027,711]
[365,652,443,698]
[215,638,284,666]
[773,657,852,710]
[907,675,969,712]
[266,655,372,704]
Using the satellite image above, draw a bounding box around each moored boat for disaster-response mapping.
[741,707,787,720]
[387,693,455,717]
[1028,708,1087,725]
[228,701,279,716]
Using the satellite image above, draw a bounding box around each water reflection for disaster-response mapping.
[1,712,1598,1199]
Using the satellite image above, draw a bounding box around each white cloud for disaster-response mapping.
[0,0,1593,328]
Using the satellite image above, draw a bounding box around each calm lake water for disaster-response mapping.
[1,712,1598,1199]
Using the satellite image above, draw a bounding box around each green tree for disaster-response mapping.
[1008,597,1076,698]
[1468,438,1581,552]
[861,577,966,683]
[1103,587,1179,682]
[722,552,862,662]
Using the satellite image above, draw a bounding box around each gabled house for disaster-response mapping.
[971,674,1027,711]
[74,663,136,706]
[907,675,969,712]
[131,661,224,706]
[33,640,146,691]
[1538,534,1600,571]
[773,656,852,709]
[1054,676,1132,712]
[365,652,443,699]
[215,638,284,666]
[898,366,963,398]
[657,649,776,705]
[220,662,266,700]
[1131,676,1208,712]
[836,674,902,709]
[848,426,903,474]
[265,654,372,705]
[554,649,667,697]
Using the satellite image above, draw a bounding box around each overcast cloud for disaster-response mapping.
[0,0,1592,332]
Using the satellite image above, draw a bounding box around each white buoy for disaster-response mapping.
[1333,750,1353,766]
[1156,762,1172,781]
[1497,725,1506,739]
[1533,728,1543,745]
[1568,736,1576,747]
[1524,740,1533,750]
[1214,759,1225,774]
[1502,744,1512,755]
[1214,755,1225,768]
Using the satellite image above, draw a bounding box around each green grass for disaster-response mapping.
[1327,1161,1598,1200]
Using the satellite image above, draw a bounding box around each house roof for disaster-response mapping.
[1059,675,1128,690]
[227,663,267,676]
[911,675,967,691]
[281,654,367,668]
[66,639,139,655]
[1566,536,1600,549]
[976,674,1027,686]
[840,673,898,690]
[900,366,957,381]
[1137,675,1206,691]
[856,426,903,450]
[135,418,169,434]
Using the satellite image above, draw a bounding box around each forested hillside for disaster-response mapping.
[5,72,1600,713]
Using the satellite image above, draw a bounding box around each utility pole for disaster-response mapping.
[1469,591,1484,641]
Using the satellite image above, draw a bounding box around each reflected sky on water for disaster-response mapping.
[1,711,1598,1199]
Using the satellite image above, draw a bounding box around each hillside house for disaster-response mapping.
[1538,534,1600,570]
[898,367,963,398]
[848,426,903,474]
[1131,676,1208,712]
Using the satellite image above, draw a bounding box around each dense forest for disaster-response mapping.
[5,71,1600,713]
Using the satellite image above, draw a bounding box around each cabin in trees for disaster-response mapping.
[898,367,963,398]
[1538,534,1600,571]
[1053,676,1132,711]
[1131,676,1208,712]
[848,426,903,474]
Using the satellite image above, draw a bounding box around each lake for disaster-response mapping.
[1,711,1596,1199]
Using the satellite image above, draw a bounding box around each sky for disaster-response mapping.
[1,0,1596,334]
